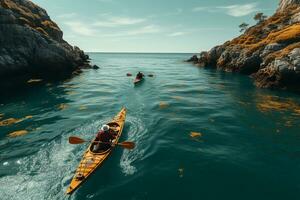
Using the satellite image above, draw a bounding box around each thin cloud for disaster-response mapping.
[218,3,258,17]
[64,21,95,36]
[100,25,161,37]
[62,15,148,37]
[93,17,146,27]
[96,0,114,2]
[168,32,186,37]
[193,3,259,17]
[57,13,77,19]
[124,25,161,36]
[194,27,225,31]
[63,18,160,37]
[192,7,210,12]
[164,8,183,16]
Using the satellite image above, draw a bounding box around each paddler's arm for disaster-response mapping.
[110,134,116,147]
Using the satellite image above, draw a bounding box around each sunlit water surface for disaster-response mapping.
[1,53,300,200]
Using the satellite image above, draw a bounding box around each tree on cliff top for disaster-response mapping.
[239,23,249,32]
[254,12,267,23]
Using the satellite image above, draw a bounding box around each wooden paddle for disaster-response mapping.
[69,136,135,150]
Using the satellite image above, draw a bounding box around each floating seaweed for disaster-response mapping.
[0,115,33,127]
[190,132,202,138]
[79,105,87,110]
[159,102,169,109]
[256,94,300,115]
[190,131,204,143]
[0,118,22,126]
[171,96,183,100]
[58,103,68,110]
[66,91,78,95]
[8,130,29,137]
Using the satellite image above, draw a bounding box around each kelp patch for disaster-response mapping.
[0,116,32,127]
[8,130,29,137]
[58,103,68,110]
[190,132,202,138]
[159,102,169,109]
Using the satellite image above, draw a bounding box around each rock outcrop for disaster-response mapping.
[0,0,90,87]
[278,0,300,11]
[188,0,300,92]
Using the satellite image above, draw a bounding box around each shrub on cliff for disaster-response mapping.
[239,23,249,33]
[254,12,267,24]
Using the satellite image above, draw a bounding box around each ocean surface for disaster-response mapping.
[1,53,300,200]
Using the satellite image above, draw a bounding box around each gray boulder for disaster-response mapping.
[262,43,285,56]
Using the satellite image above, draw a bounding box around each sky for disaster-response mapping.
[31,0,278,53]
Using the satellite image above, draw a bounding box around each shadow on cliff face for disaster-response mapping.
[0,0,91,93]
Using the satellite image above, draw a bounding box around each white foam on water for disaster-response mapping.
[120,116,147,176]
[3,161,8,166]
[0,119,107,200]
[86,193,96,199]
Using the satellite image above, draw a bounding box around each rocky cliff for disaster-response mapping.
[0,0,90,86]
[188,0,300,92]
[278,0,300,11]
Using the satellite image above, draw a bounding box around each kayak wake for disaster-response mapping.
[0,118,110,200]
[120,116,147,176]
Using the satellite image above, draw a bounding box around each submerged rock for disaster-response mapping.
[189,0,300,93]
[0,0,91,87]
[92,65,100,69]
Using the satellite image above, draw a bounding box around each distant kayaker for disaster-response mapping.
[93,125,115,152]
[136,72,144,79]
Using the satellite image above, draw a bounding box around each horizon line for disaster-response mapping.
[86,51,198,54]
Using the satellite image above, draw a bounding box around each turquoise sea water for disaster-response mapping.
[1,53,300,200]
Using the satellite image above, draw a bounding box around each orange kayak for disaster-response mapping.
[66,108,127,194]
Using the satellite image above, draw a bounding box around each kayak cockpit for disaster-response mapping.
[75,173,85,181]
[90,122,121,154]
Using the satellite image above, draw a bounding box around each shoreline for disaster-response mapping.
[187,2,300,94]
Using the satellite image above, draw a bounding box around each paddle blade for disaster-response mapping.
[118,141,135,149]
[69,136,86,144]
[148,74,154,77]
[126,73,132,77]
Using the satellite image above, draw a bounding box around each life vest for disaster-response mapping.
[96,130,113,142]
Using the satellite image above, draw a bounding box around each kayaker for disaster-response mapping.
[136,72,144,79]
[93,125,115,152]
